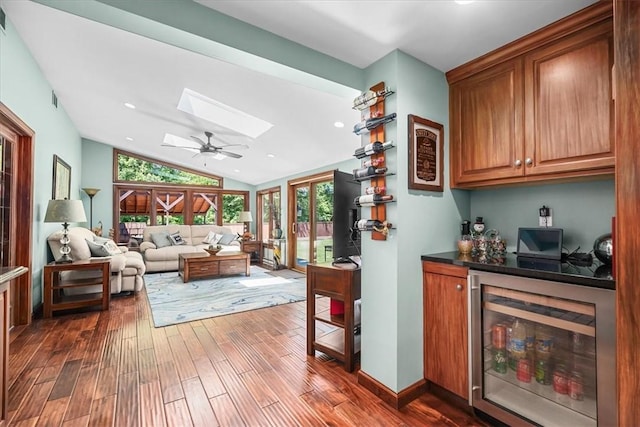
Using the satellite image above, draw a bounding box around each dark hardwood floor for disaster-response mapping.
[8,288,485,426]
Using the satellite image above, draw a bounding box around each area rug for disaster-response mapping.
[266,268,306,280]
[144,266,306,327]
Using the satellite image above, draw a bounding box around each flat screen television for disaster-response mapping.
[332,170,361,263]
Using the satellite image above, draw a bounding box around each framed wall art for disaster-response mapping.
[52,154,71,199]
[408,114,444,192]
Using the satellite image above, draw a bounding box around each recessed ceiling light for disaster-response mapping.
[454,0,474,4]
[334,121,345,128]
[267,153,275,158]
[124,102,136,109]
[125,137,134,141]
[234,169,240,173]
[177,88,273,139]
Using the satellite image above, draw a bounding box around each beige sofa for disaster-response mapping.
[140,224,242,272]
[47,227,146,294]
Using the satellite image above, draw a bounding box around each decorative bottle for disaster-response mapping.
[353,112,397,135]
[353,166,387,180]
[354,140,393,158]
[363,158,384,168]
[352,87,394,111]
[354,219,392,235]
[354,194,393,207]
[364,185,386,195]
[457,220,473,254]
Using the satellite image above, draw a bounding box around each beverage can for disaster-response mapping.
[571,331,585,354]
[492,324,506,349]
[569,371,584,400]
[535,359,551,385]
[517,358,532,383]
[553,366,568,394]
[492,348,507,374]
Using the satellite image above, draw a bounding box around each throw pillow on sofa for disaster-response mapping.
[150,231,172,248]
[169,231,186,246]
[202,231,223,245]
[86,238,121,257]
[218,233,238,246]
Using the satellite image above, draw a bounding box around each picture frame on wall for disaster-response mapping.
[52,154,71,200]
[408,114,444,192]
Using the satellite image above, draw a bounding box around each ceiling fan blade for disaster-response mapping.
[217,142,249,150]
[218,150,242,159]
[190,136,207,146]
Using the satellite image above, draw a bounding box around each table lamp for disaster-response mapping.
[44,199,87,263]
[82,187,100,229]
[238,211,253,240]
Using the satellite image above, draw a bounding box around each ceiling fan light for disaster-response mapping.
[200,151,226,160]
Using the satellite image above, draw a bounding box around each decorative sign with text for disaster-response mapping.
[408,115,444,192]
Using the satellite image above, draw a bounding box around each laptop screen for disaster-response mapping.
[516,227,563,260]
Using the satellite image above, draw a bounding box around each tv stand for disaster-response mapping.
[332,257,359,268]
[307,263,361,372]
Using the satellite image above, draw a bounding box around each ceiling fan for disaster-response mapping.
[163,131,247,159]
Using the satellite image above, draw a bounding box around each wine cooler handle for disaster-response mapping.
[468,274,481,407]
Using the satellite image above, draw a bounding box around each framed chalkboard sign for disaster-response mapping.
[408,115,444,192]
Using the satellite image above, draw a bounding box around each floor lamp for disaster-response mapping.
[82,188,100,229]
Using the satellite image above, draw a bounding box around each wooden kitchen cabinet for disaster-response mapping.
[450,58,524,185]
[448,2,613,189]
[423,261,469,400]
[524,20,613,177]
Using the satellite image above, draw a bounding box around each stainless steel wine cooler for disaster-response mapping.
[469,271,616,427]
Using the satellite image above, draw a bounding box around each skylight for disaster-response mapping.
[177,88,273,139]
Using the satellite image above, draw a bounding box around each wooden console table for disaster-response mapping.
[179,252,250,283]
[307,263,361,372]
[43,259,110,318]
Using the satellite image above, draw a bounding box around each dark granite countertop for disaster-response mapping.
[421,252,615,290]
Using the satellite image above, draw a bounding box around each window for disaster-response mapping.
[257,187,281,241]
[114,149,222,187]
[113,152,247,243]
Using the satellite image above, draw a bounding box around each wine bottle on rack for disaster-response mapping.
[364,185,386,195]
[353,140,394,159]
[353,112,397,135]
[354,219,393,233]
[353,166,387,180]
[363,158,384,168]
[354,194,394,207]
[352,87,394,111]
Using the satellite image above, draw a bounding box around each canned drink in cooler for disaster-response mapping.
[535,359,551,385]
[569,371,584,400]
[492,324,506,349]
[492,349,507,374]
[517,358,532,383]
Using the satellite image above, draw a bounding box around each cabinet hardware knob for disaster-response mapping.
[525,158,533,165]
[456,284,463,291]
[472,385,480,391]
[514,159,522,167]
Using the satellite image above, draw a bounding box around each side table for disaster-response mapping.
[241,240,262,265]
[43,259,110,318]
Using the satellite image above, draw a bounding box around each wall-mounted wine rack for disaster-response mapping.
[352,81,395,240]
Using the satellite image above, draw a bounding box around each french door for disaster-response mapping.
[288,171,334,272]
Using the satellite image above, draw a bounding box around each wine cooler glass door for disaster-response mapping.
[469,271,616,427]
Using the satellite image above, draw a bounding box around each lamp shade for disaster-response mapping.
[82,187,100,197]
[238,211,253,223]
[44,199,87,223]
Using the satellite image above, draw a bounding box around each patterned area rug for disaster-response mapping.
[144,266,306,327]
[266,268,306,280]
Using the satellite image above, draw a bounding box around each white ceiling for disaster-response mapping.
[3,0,597,186]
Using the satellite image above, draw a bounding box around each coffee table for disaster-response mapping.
[179,252,250,283]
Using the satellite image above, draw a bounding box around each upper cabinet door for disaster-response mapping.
[524,21,614,176]
[450,59,524,186]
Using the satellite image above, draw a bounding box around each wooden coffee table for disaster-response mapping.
[179,252,250,283]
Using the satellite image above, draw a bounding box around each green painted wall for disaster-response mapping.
[0,16,83,308]
[470,180,615,252]
[359,51,470,392]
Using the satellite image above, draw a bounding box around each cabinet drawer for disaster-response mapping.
[192,262,219,275]
[219,260,245,275]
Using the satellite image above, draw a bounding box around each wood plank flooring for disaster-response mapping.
[8,288,485,426]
